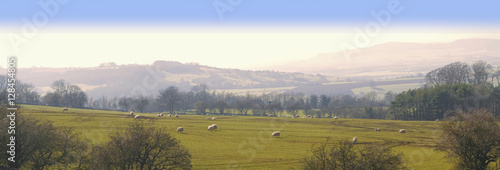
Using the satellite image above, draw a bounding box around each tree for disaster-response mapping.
[133,95,150,113]
[118,97,134,111]
[319,95,331,109]
[44,80,88,108]
[470,60,490,85]
[88,120,191,170]
[0,115,88,169]
[310,94,319,109]
[158,86,183,114]
[288,101,302,117]
[302,139,406,170]
[438,109,500,170]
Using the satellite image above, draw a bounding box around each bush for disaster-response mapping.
[87,120,192,170]
[438,109,500,170]
[0,114,88,170]
[302,139,406,170]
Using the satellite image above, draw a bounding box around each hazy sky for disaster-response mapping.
[1,0,499,69]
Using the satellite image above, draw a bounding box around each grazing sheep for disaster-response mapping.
[208,125,215,131]
[211,124,218,130]
[212,117,216,120]
[268,114,274,117]
[206,117,211,120]
[157,114,162,117]
[167,114,172,117]
[134,115,142,119]
[307,115,312,118]
[399,129,406,133]
[129,111,134,116]
[374,128,381,131]
[62,107,68,111]
[333,116,338,119]
[352,137,358,144]
[271,131,280,137]
[177,127,184,133]
[435,119,439,122]
[175,114,179,118]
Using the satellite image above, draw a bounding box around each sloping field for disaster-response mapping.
[21,105,451,169]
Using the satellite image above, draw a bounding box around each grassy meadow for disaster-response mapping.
[21,105,451,169]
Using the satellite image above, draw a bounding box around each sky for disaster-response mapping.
[1,0,499,69]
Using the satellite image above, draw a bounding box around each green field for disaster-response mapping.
[21,105,451,169]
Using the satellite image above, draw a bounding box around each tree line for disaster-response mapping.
[389,61,500,120]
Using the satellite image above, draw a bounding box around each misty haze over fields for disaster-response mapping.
[2,38,499,98]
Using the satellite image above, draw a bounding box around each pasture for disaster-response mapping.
[21,105,451,169]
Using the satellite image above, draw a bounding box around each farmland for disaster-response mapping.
[21,105,451,169]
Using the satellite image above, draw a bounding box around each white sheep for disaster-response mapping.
[167,114,172,117]
[206,117,211,120]
[271,131,280,137]
[399,129,406,133]
[212,117,216,120]
[62,107,68,111]
[134,115,142,119]
[129,111,134,116]
[208,125,216,131]
[307,115,312,118]
[268,114,274,117]
[177,127,184,133]
[352,136,358,144]
[435,119,439,122]
[175,114,179,118]
[333,116,338,119]
[211,124,218,130]
[157,114,162,117]
[374,128,381,131]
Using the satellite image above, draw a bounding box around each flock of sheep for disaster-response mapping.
[126,110,411,140]
[59,107,412,139]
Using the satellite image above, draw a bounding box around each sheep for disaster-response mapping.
[374,128,381,131]
[177,127,184,133]
[268,114,274,117]
[352,136,358,144]
[134,115,142,119]
[211,124,218,130]
[208,125,215,131]
[212,117,216,120]
[129,111,134,116]
[206,117,211,120]
[62,107,68,111]
[157,114,162,117]
[167,114,172,117]
[333,116,338,119]
[399,129,406,133]
[307,115,312,118]
[271,131,280,137]
[175,114,179,118]
[435,119,439,122]
[295,115,300,118]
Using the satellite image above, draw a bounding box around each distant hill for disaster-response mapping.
[265,38,500,78]
[14,61,335,98]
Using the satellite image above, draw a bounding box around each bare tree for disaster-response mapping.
[0,114,88,169]
[133,95,150,113]
[302,139,406,170]
[470,60,490,85]
[88,120,191,170]
[438,109,500,170]
[158,86,182,114]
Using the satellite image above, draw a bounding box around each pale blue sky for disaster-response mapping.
[1,1,499,69]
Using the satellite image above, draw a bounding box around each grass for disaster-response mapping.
[20,105,452,169]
